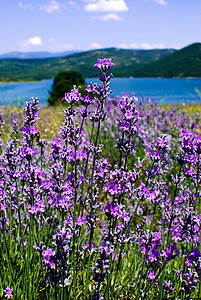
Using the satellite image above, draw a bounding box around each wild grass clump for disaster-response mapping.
[0,59,201,300]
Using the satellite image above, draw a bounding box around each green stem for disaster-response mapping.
[166,165,182,245]
[141,260,168,299]
[136,203,157,298]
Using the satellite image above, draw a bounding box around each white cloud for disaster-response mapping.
[19,2,32,9]
[68,1,79,9]
[84,0,128,13]
[26,36,42,46]
[40,0,66,13]
[118,43,130,48]
[142,42,165,49]
[154,0,168,6]
[118,42,166,49]
[90,42,102,49]
[170,43,184,50]
[162,28,168,32]
[22,36,42,49]
[60,44,75,50]
[130,43,138,48]
[118,43,138,49]
[92,13,123,21]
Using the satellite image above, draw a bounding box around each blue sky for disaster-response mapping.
[0,0,201,54]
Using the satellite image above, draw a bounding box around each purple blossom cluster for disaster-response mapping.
[0,58,201,299]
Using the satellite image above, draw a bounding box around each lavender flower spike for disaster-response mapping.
[4,287,13,299]
[94,58,115,72]
[62,85,82,105]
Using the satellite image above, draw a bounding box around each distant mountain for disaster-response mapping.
[0,43,200,81]
[0,50,81,59]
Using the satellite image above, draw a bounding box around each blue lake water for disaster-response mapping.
[0,78,201,106]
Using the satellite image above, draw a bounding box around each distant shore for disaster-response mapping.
[1,76,201,84]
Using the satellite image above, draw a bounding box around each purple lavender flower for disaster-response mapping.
[94,58,115,72]
[42,248,56,269]
[162,280,174,292]
[62,85,83,105]
[140,232,163,266]
[117,93,140,137]
[4,287,13,299]
[24,97,40,127]
[85,82,99,95]
[148,270,156,280]
[179,130,195,154]
[93,240,113,283]
[185,248,200,267]
[182,268,200,294]
[162,243,180,261]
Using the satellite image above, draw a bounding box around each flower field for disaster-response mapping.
[0,59,201,300]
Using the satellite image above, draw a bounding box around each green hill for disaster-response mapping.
[133,43,201,77]
[0,43,200,81]
[0,48,175,81]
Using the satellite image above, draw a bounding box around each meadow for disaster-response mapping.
[0,59,201,300]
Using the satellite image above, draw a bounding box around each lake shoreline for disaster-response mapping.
[1,78,201,106]
[1,76,201,84]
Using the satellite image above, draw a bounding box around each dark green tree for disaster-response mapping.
[47,70,86,106]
